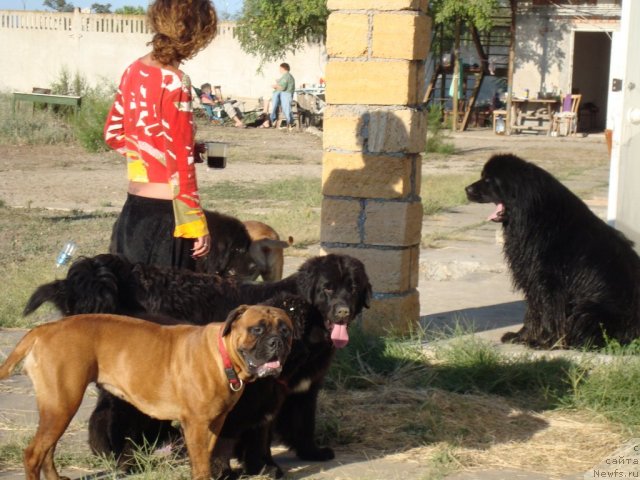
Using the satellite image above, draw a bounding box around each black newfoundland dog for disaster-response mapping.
[465,154,640,349]
[24,253,371,478]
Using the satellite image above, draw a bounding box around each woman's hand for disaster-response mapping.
[192,233,211,258]
[194,142,206,163]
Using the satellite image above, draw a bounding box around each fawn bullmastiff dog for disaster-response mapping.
[0,305,293,480]
[243,220,293,282]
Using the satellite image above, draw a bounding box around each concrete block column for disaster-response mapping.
[321,0,431,334]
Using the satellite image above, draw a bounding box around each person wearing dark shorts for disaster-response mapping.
[104,0,218,269]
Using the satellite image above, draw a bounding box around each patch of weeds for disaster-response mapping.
[122,438,189,479]
[315,409,359,447]
[432,335,575,410]
[427,446,461,479]
[599,333,640,356]
[328,326,432,389]
[425,105,455,155]
[0,206,116,328]
[569,357,640,430]
[199,177,321,246]
[73,92,112,152]
[420,173,477,216]
[0,436,25,469]
[0,94,74,146]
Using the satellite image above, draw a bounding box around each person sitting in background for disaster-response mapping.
[199,83,245,128]
[261,63,295,128]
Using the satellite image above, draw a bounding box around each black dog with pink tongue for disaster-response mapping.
[216,287,367,479]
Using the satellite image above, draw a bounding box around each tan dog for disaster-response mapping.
[243,220,293,281]
[0,305,293,480]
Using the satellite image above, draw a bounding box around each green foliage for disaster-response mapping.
[73,93,112,152]
[42,0,75,12]
[114,5,146,15]
[569,357,640,429]
[50,67,89,96]
[91,2,112,13]
[429,0,502,31]
[236,0,328,66]
[0,94,74,146]
[425,105,455,155]
[421,173,475,216]
[49,69,115,152]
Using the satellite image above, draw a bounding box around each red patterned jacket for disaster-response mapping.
[104,59,208,238]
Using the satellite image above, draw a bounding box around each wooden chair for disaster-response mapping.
[552,94,581,136]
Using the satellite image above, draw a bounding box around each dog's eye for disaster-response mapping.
[484,177,492,183]
[279,325,291,338]
[250,326,264,336]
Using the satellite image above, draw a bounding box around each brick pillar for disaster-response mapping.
[321,0,431,334]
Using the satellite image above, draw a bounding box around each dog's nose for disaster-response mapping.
[335,306,350,320]
[465,185,474,196]
[267,336,284,351]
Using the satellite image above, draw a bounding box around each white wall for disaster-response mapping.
[0,10,327,99]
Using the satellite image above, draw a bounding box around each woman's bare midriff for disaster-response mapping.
[128,181,173,200]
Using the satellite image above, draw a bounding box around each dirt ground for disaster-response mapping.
[0,125,608,213]
[0,124,323,212]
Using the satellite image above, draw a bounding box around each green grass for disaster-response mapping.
[0,177,322,328]
[420,174,477,216]
[199,176,322,248]
[0,206,116,328]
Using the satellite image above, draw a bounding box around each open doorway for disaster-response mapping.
[571,31,612,132]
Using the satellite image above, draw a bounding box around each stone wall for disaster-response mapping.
[321,0,430,333]
[0,10,326,99]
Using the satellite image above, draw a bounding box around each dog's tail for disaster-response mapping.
[23,254,132,317]
[261,239,293,250]
[0,329,38,379]
[23,280,68,316]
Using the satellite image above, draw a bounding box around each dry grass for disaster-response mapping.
[317,386,621,476]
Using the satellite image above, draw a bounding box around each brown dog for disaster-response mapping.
[0,305,293,480]
[243,220,293,282]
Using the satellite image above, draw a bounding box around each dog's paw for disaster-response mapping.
[296,446,335,461]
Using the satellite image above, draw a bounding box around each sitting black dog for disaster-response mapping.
[24,253,371,477]
[110,208,253,278]
[466,154,640,348]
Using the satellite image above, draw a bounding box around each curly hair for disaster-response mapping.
[147,0,217,66]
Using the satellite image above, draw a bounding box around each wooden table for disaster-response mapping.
[509,98,560,135]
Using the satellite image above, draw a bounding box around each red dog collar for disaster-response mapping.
[218,330,243,392]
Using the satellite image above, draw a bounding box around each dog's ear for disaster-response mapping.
[295,258,319,304]
[222,305,250,336]
[361,281,372,310]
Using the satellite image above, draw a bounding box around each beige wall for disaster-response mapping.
[0,10,327,99]
[513,14,619,100]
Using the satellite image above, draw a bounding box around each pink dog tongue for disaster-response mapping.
[331,324,349,349]
[256,360,282,377]
[488,203,504,222]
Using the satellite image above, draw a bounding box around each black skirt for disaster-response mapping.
[110,194,196,270]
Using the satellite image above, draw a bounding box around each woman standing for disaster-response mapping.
[93,0,218,464]
[104,0,217,270]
